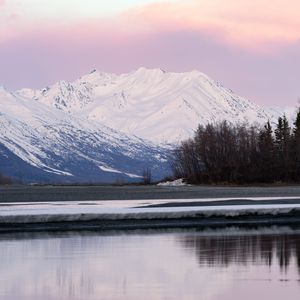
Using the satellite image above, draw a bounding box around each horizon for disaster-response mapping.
[1,0,300,106]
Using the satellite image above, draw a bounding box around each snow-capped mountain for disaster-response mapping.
[0,68,295,183]
[16,68,289,144]
[0,86,170,183]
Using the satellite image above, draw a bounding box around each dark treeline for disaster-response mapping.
[172,110,300,184]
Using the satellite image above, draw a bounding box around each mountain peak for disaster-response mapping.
[78,69,117,85]
[133,67,166,75]
[6,67,288,143]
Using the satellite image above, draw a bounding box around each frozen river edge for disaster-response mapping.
[2,197,300,232]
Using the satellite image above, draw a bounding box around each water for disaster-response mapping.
[0,227,299,300]
[3,185,300,203]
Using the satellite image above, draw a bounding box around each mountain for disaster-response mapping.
[0,86,170,183]
[16,68,291,144]
[0,68,295,183]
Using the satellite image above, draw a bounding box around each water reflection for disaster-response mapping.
[0,227,299,300]
[181,227,300,272]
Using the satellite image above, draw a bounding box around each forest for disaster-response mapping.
[172,110,300,184]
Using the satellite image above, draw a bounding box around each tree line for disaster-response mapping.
[172,110,300,184]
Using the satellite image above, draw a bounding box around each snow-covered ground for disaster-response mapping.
[1,197,300,225]
[157,178,188,186]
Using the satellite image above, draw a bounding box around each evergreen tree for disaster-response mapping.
[258,121,274,182]
[274,117,284,180]
[282,115,291,180]
[291,109,300,180]
[274,115,291,181]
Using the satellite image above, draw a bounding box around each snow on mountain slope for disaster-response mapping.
[0,86,170,183]
[2,68,296,182]
[16,68,286,144]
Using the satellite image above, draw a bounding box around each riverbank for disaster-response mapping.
[2,184,300,202]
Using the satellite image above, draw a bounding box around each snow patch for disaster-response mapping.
[43,167,73,176]
[99,165,122,174]
[157,178,187,187]
[99,165,142,179]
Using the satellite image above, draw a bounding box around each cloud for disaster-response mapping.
[117,0,300,52]
[1,0,300,53]
[0,0,299,106]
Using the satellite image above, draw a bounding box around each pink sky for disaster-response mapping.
[0,0,300,106]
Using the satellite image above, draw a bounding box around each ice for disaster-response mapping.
[1,197,300,224]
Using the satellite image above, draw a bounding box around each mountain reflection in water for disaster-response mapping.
[0,226,299,300]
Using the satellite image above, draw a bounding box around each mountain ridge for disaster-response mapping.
[15,68,293,144]
[0,68,296,183]
[0,87,170,183]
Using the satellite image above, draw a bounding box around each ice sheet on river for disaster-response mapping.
[1,197,300,224]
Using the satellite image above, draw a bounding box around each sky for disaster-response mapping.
[0,0,300,106]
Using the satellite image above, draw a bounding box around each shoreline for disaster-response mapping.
[2,215,300,233]
[2,185,300,202]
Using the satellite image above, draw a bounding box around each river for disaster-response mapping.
[0,226,299,300]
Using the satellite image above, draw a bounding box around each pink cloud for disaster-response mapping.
[0,0,299,59]
[8,13,18,21]
[0,0,300,106]
[2,0,300,53]
[119,0,300,52]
